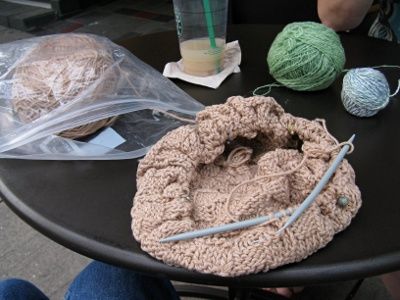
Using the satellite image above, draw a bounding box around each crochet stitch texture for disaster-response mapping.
[11,34,117,139]
[131,96,361,277]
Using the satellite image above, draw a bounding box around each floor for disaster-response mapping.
[0,0,396,299]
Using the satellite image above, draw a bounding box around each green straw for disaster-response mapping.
[202,0,217,48]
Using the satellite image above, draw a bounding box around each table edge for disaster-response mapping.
[2,177,400,287]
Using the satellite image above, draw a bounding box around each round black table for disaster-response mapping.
[1,25,400,288]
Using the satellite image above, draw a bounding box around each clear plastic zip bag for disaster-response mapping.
[0,33,204,160]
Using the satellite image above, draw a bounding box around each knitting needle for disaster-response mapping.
[276,134,355,235]
[160,134,355,243]
[160,207,295,243]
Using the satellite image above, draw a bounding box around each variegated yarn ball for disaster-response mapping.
[341,68,391,117]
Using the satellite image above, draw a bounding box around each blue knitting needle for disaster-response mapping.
[276,134,355,235]
[160,134,355,243]
[160,208,294,243]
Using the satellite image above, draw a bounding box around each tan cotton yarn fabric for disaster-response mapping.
[131,96,361,277]
[11,34,117,139]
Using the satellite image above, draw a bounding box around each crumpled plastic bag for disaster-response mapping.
[0,33,204,160]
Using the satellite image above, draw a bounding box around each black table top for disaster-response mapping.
[1,25,400,287]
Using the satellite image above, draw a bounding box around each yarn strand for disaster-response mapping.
[225,130,354,221]
[153,109,196,124]
[314,118,339,145]
[225,153,309,221]
[343,64,400,72]
[389,79,400,97]
[371,64,400,70]
[252,82,283,96]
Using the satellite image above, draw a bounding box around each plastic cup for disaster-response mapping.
[172,0,228,77]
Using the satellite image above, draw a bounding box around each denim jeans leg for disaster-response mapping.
[0,278,49,300]
[65,261,179,300]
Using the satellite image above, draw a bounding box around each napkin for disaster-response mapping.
[163,40,241,89]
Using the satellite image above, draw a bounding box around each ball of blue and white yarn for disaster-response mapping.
[341,68,390,117]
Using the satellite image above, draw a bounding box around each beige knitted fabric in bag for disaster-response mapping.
[131,96,361,277]
[11,34,117,139]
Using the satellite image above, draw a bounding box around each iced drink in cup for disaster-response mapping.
[172,0,228,77]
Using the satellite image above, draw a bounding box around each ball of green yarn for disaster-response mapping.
[267,22,346,91]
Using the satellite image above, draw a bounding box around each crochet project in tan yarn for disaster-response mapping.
[131,96,361,277]
[11,34,117,139]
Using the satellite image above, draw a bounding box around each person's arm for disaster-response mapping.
[317,0,374,31]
